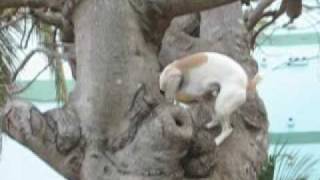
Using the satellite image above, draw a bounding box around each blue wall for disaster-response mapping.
[255,44,320,178]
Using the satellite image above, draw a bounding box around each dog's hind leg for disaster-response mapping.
[202,81,220,129]
[211,86,247,146]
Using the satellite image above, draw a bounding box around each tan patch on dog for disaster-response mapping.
[247,73,262,92]
[160,53,207,88]
[175,91,197,103]
[174,53,208,73]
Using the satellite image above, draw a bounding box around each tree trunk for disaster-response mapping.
[2,1,268,180]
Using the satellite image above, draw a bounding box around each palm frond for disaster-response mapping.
[0,50,10,157]
[36,22,68,103]
[0,15,24,107]
[53,56,68,103]
[259,142,319,180]
[0,28,21,71]
[0,52,10,103]
[1,12,68,103]
[275,150,318,180]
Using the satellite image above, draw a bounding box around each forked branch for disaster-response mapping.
[250,0,287,48]
[246,0,276,31]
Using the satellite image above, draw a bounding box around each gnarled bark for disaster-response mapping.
[2,99,82,180]
[1,0,268,180]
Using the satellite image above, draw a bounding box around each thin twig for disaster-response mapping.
[261,10,278,18]
[250,0,287,48]
[52,27,58,44]
[11,48,56,82]
[20,16,27,48]
[246,0,276,30]
[11,62,51,95]
[23,20,36,48]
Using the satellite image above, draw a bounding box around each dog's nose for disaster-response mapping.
[160,90,165,95]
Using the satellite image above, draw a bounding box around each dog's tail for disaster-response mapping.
[247,73,263,92]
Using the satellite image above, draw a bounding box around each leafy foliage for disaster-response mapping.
[0,11,68,103]
[53,56,68,103]
[259,143,319,180]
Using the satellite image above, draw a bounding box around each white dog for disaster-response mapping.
[159,52,260,146]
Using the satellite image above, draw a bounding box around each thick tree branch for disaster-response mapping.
[2,99,82,180]
[0,0,63,9]
[0,1,77,42]
[157,0,239,18]
[246,0,276,31]
[136,0,237,46]
[30,8,74,42]
[31,9,64,27]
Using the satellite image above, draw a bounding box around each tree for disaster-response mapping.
[0,0,302,180]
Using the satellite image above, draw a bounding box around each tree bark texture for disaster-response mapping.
[2,1,268,180]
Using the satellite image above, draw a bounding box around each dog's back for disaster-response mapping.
[174,52,248,102]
